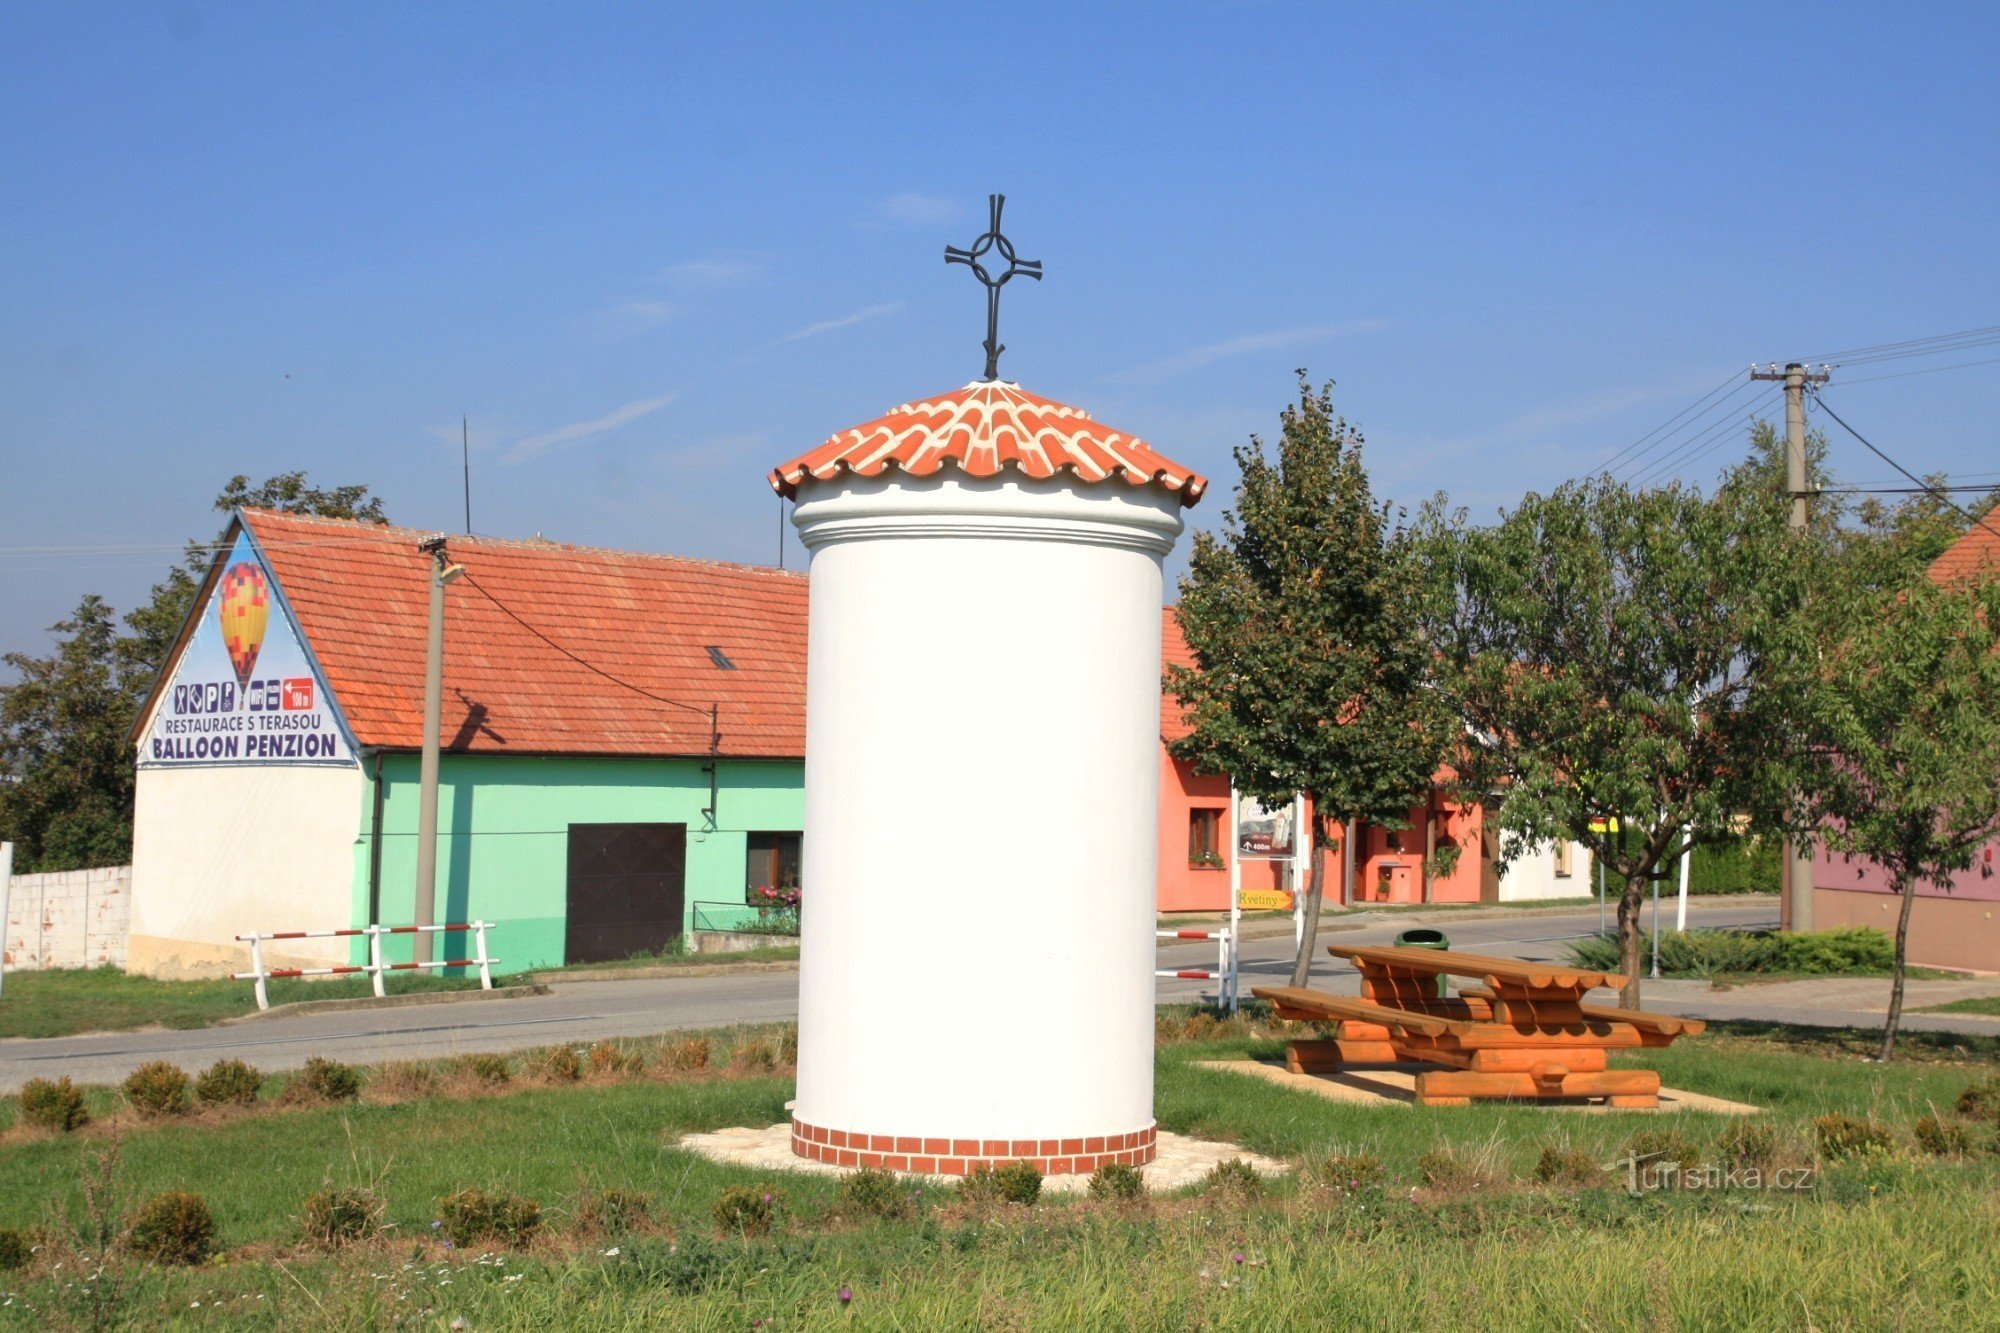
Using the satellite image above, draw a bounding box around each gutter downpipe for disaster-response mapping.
[367,752,386,928]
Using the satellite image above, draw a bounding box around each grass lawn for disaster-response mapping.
[2,1012,1999,1327]
[1923,994,2000,1017]
[532,943,800,976]
[0,967,485,1040]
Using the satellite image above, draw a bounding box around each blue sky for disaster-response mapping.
[4,3,1997,656]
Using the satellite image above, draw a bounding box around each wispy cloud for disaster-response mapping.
[1118,320,1389,382]
[503,391,677,464]
[662,257,765,288]
[779,302,904,343]
[584,298,678,340]
[856,192,961,229]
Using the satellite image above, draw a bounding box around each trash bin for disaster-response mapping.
[1393,927,1450,999]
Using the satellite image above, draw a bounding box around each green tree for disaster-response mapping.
[1421,466,1813,1007]
[1169,376,1454,986]
[1798,561,2000,1059]
[0,473,387,871]
[0,597,141,871]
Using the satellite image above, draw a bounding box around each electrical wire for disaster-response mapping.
[1600,374,1770,480]
[1596,369,1746,476]
[1627,385,1782,488]
[1806,323,2000,364]
[1826,355,2000,387]
[1811,393,2000,546]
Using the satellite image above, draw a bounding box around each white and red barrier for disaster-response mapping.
[1155,925,1239,1012]
[233,921,497,1010]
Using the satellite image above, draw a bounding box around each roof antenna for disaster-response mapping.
[462,415,473,534]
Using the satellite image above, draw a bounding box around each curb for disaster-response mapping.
[530,960,801,984]
[220,983,549,1024]
[1186,894,1780,944]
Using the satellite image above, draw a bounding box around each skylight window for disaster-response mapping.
[705,645,737,670]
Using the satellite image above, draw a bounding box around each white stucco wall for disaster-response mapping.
[791,473,1183,1144]
[1497,836,1595,902]
[129,763,365,977]
[2,864,131,971]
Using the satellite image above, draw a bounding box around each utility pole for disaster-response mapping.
[413,535,464,964]
[1751,361,1829,931]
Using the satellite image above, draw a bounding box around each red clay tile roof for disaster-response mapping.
[768,381,1207,506]
[236,509,808,759]
[1929,520,2000,589]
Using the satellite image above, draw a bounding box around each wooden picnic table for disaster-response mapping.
[1250,943,1704,1108]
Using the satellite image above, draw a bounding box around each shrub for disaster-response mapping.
[1533,1145,1605,1187]
[300,1187,383,1247]
[1202,1158,1263,1200]
[1718,1119,1777,1167]
[960,1161,1044,1206]
[18,1077,90,1132]
[1771,927,1895,975]
[461,1053,512,1085]
[1416,1145,1501,1194]
[193,1059,262,1107]
[1569,927,1895,979]
[839,1168,915,1220]
[1304,1151,1385,1198]
[1814,1113,1895,1161]
[123,1061,191,1118]
[658,1038,710,1072]
[587,1043,641,1078]
[531,1046,583,1083]
[369,1061,440,1100]
[126,1191,215,1266]
[1088,1162,1144,1201]
[0,1227,31,1272]
[712,1186,782,1237]
[576,1188,652,1235]
[727,1040,776,1073]
[1955,1075,2000,1123]
[1914,1115,1974,1158]
[298,1056,362,1102]
[439,1189,542,1245]
[1626,1129,1702,1171]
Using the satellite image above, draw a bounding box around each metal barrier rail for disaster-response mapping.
[690,900,800,938]
[1156,927,1238,1011]
[233,921,496,1010]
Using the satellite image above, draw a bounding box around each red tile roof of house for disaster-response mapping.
[768,381,1207,506]
[1929,520,2000,589]
[230,509,809,759]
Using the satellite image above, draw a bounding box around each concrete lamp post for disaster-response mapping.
[770,381,1205,1177]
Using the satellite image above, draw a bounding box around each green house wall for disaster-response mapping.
[347,752,803,973]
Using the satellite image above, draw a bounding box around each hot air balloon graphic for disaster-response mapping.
[217,561,271,707]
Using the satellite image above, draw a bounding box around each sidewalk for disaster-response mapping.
[1165,894,1780,943]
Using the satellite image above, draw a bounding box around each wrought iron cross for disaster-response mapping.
[944,194,1042,382]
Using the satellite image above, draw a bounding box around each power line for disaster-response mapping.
[1828,355,2000,387]
[1811,393,2000,547]
[1597,369,1746,476]
[1611,378,1774,482]
[1626,384,1782,488]
[1806,323,2000,364]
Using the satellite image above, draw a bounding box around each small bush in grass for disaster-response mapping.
[657,1038,710,1072]
[1718,1118,1778,1167]
[1088,1162,1144,1201]
[1815,1113,1895,1161]
[1202,1158,1263,1200]
[298,1056,362,1102]
[960,1162,1043,1206]
[123,1061,190,1118]
[299,1187,383,1248]
[839,1168,915,1220]
[712,1186,782,1237]
[18,1077,90,1132]
[1533,1145,1605,1187]
[1416,1144,1503,1194]
[1182,1011,1219,1042]
[0,1227,31,1272]
[439,1189,542,1245]
[461,1053,512,1085]
[1627,1128,1702,1171]
[126,1191,215,1266]
[728,1039,776,1073]
[1303,1150,1386,1199]
[587,1042,641,1078]
[370,1061,439,1100]
[576,1188,652,1235]
[1955,1075,2000,1123]
[531,1046,583,1083]
[1914,1115,1974,1158]
[193,1058,262,1107]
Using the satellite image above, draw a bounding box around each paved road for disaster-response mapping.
[7,897,1997,1092]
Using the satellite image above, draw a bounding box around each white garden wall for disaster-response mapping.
[2,864,132,971]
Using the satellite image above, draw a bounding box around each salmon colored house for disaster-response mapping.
[1158,611,1591,912]
[1807,522,2000,973]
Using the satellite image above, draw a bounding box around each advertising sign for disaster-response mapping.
[138,533,356,768]
[1235,793,1297,860]
[1237,887,1295,912]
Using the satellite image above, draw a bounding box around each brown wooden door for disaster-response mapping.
[564,822,686,964]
